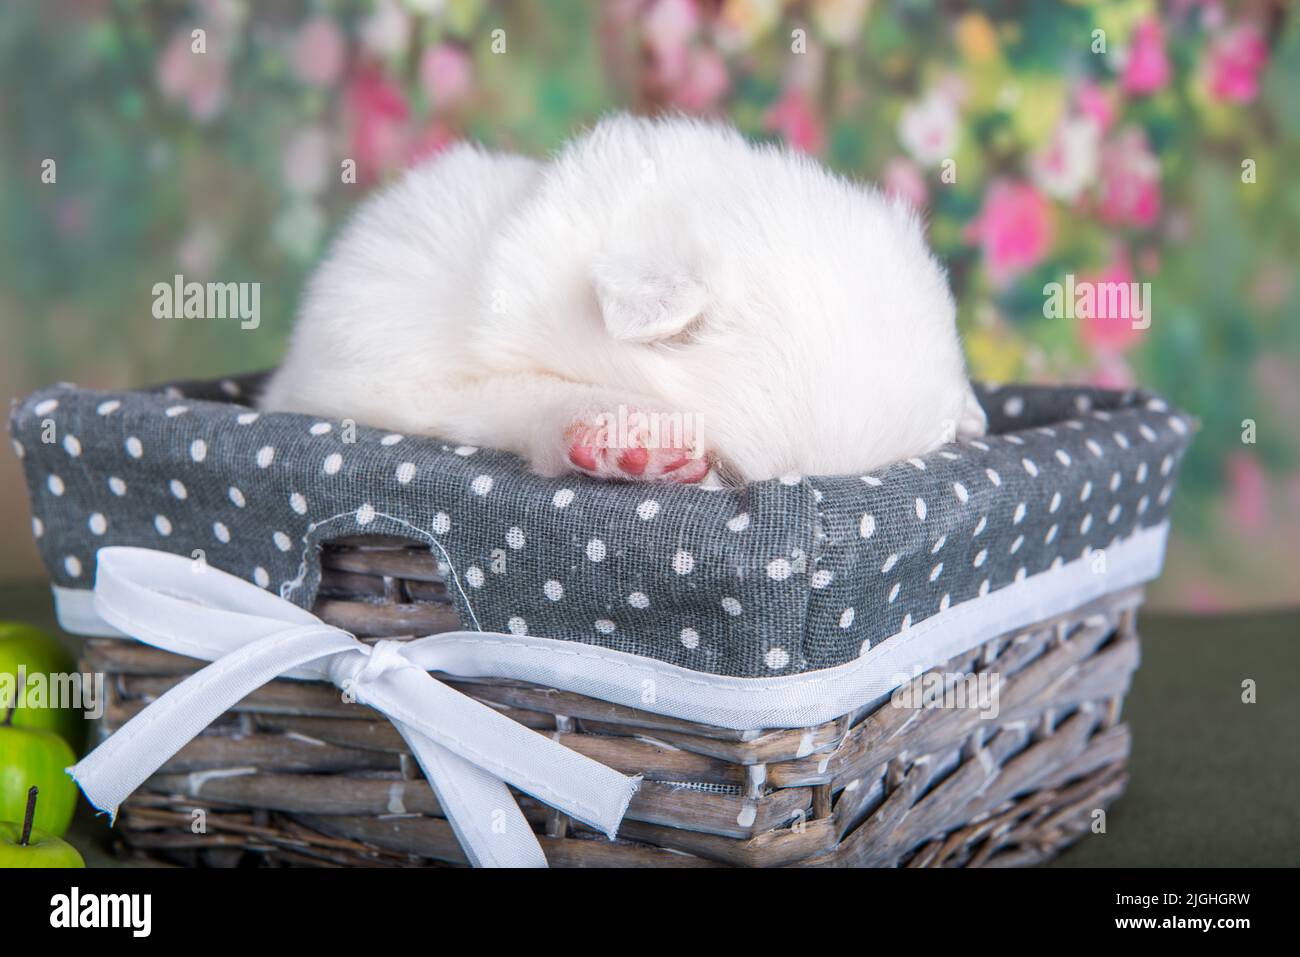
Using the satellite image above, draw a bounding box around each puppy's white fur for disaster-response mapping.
[261,114,986,483]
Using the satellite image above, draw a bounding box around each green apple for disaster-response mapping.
[0,702,78,837]
[0,621,86,753]
[0,787,84,868]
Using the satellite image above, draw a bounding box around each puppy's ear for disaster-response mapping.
[592,257,708,343]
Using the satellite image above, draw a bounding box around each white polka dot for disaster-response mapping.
[914,497,927,521]
[839,607,855,628]
[636,500,661,521]
[236,412,260,425]
[908,457,927,471]
[1015,567,1028,583]
[1022,458,1039,477]
[1045,524,1059,544]
[165,405,188,418]
[465,566,485,588]
[154,514,172,536]
[861,475,883,487]
[96,399,121,416]
[1109,471,1122,492]
[595,619,616,635]
[1086,439,1104,458]
[254,446,275,469]
[1139,424,1158,442]
[1055,449,1072,466]
[939,594,951,612]
[1137,495,1150,515]
[586,539,607,562]
[888,582,901,603]
[309,422,332,436]
[986,468,1002,487]
[380,433,404,446]
[167,479,187,500]
[125,436,143,458]
[219,379,240,397]
[507,617,528,636]
[1136,462,1149,483]
[1013,502,1026,524]
[1160,454,1174,476]
[727,512,750,532]
[11,440,24,460]
[289,492,308,514]
[931,536,947,554]
[393,462,417,485]
[88,513,107,535]
[811,569,834,589]
[188,439,207,463]
[253,567,270,589]
[505,527,525,549]
[1080,514,1093,534]
[1049,491,1062,513]
[766,558,792,581]
[779,471,802,486]
[47,475,65,496]
[454,445,478,457]
[979,580,991,597]
[62,435,81,457]
[673,550,695,575]
[34,398,58,415]
[1114,431,1131,450]
[356,503,375,525]
[1108,504,1122,524]
[552,489,575,509]
[229,486,246,508]
[1158,484,1172,505]
[544,580,564,601]
[64,555,82,577]
[1003,396,1024,416]
[973,515,987,536]
[859,514,875,538]
[721,597,742,616]
[929,562,944,581]
[764,648,790,670]
[1009,535,1024,554]
[881,553,899,573]
[323,453,343,475]
[973,549,988,568]
[273,531,293,551]
[952,482,969,504]
[108,476,127,496]
[1004,434,1025,445]
[31,517,43,538]
[970,440,990,451]
[1075,394,1093,412]
[213,522,231,543]
[432,512,451,534]
[628,591,650,609]
[680,628,700,649]
[1080,480,1093,502]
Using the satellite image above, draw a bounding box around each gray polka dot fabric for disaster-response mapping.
[9,373,1192,678]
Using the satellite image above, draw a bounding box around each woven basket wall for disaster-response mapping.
[83,535,1141,867]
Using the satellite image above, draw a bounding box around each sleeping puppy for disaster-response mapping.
[260,113,986,484]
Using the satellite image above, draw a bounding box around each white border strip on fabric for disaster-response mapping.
[53,521,1168,731]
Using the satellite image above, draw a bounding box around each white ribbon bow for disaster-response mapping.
[70,547,641,868]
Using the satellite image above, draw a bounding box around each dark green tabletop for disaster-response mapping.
[1,582,1295,868]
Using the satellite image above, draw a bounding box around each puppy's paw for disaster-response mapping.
[563,407,711,484]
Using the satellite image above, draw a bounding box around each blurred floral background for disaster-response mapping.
[1,0,1297,610]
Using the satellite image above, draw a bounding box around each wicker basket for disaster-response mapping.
[84,534,1141,868]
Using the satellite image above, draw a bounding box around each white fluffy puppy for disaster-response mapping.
[260,113,986,484]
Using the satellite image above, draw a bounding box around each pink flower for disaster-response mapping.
[293,17,346,89]
[965,180,1054,288]
[1078,247,1148,355]
[1226,452,1267,531]
[668,47,729,111]
[407,121,458,167]
[897,90,959,167]
[1029,117,1100,203]
[643,0,700,87]
[156,28,229,122]
[346,66,410,183]
[1075,80,1117,134]
[1096,127,1161,228]
[420,44,473,110]
[764,88,825,155]
[1122,18,1171,95]
[1205,23,1269,103]
[881,158,928,210]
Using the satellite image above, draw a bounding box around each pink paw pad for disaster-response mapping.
[564,411,710,484]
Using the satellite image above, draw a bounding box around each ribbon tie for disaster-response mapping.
[70,547,641,867]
